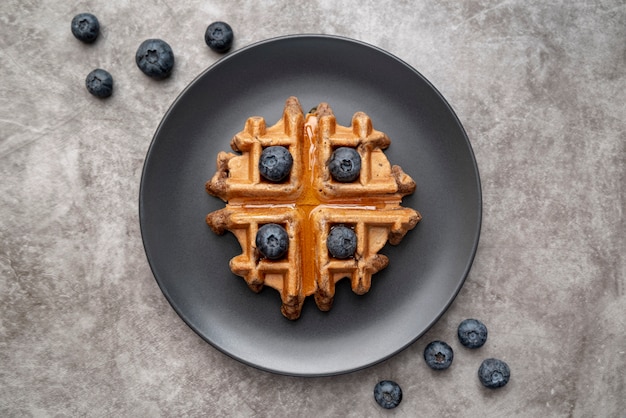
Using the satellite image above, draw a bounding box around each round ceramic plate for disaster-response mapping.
[139,35,481,376]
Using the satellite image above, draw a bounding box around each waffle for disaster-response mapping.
[205,97,421,320]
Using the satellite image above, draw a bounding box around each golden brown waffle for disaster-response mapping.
[206,97,421,320]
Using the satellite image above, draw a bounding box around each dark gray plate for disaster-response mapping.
[139,35,481,376]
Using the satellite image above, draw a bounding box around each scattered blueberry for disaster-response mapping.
[256,224,289,260]
[423,340,454,370]
[328,147,361,182]
[478,358,510,389]
[458,318,488,349]
[71,13,100,43]
[85,69,113,98]
[135,39,175,79]
[326,225,357,259]
[373,380,402,409]
[205,21,234,52]
[259,146,293,182]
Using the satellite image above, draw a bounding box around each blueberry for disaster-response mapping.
[423,340,454,370]
[205,21,234,53]
[373,380,402,409]
[328,147,361,182]
[327,225,357,259]
[259,146,293,182]
[458,318,488,348]
[85,69,113,98]
[256,224,289,260]
[478,358,510,389]
[71,13,100,43]
[135,39,175,79]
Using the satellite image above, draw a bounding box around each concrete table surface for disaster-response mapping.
[1,1,624,416]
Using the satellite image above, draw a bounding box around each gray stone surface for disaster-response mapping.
[1,1,624,416]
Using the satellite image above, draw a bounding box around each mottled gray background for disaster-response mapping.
[1,1,624,417]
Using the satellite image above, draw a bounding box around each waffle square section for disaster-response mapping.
[205,96,421,320]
